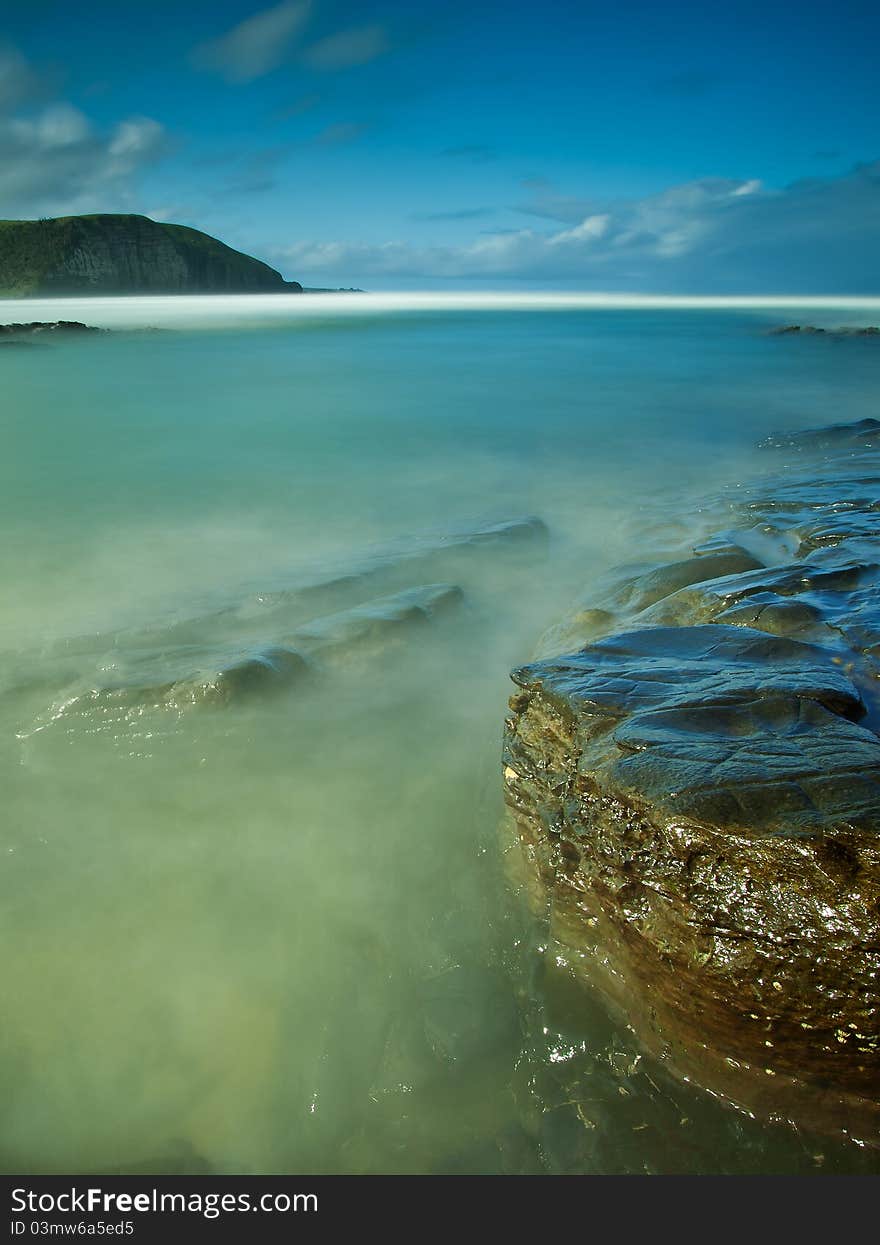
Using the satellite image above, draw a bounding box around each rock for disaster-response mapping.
[33,583,465,735]
[534,552,764,658]
[0,320,103,335]
[604,551,765,613]
[455,516,548,548]
[502,421,880,1141]
[293,583,463,655]
[48,516,545,663]
[759,417,880,452]
[233,517,544,625]
[185,646,309,704]
[768,326,880,338]
[510,625,877,829]
[87,644,311,711]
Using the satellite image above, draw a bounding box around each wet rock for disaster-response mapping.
[180,646,309,704]
[0,320,103,335]
[503,421,880,1141]
[512,625,880,831]
[534,552,764,657]
[293,583,463,655]
[32,583,465,737]
[759,417,880,452]
[455,515,548,548]
[48,516,544,661]
[606,550,764,613]
[84,644,310,712]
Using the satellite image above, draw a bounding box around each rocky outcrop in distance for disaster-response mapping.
[769,325,880,337]
[503,420,880,1143]
[0,320,104,345]
[0,320,101,334]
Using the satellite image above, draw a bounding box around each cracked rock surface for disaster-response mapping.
[503,421,880,1140]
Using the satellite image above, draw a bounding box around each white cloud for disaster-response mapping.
[24,103,92,148]
[269,165,880,291]
[108,117,165,159]
[0,51,167,217]
[194,1,312,83]
[548,214,611,245]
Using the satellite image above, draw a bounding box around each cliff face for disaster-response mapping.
[0,215,303,296]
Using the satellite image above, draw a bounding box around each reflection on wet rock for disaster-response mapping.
[503,421,880,1143]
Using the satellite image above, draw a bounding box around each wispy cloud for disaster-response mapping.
[302,25,389,70]
[0,108,167,215]
[313,121,370,145]
[193,1,312,83]
[268,163,880,291]
[222,145,293,194]
[0,47,167,216]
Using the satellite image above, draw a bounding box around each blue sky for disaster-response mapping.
[1,0,878,289]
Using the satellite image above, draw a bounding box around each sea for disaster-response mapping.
[1,292,879,1174]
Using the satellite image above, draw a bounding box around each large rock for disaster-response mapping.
[503,421,880,1141]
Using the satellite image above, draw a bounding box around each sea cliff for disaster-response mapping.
[0,214,302,296]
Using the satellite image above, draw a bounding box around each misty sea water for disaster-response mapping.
[2,294,879,1174]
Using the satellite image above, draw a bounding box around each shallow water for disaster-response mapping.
[2,294,879,1173]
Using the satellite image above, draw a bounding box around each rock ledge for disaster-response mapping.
[503,422,880,1141]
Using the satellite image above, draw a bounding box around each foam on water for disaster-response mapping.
[4,290,880,332]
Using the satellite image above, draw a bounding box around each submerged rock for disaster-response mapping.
[418,965,521,1069]
[78,644,310,713]
[48,515,545,661]
[35,583,465,732]
[293,583,463,655]
[169,646,309,706]
[503,420,880,1142]
[759,417,880,452]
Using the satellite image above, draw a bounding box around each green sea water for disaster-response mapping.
[2,294,879,1174]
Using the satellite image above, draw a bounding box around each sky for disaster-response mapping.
[0,0,878,290]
